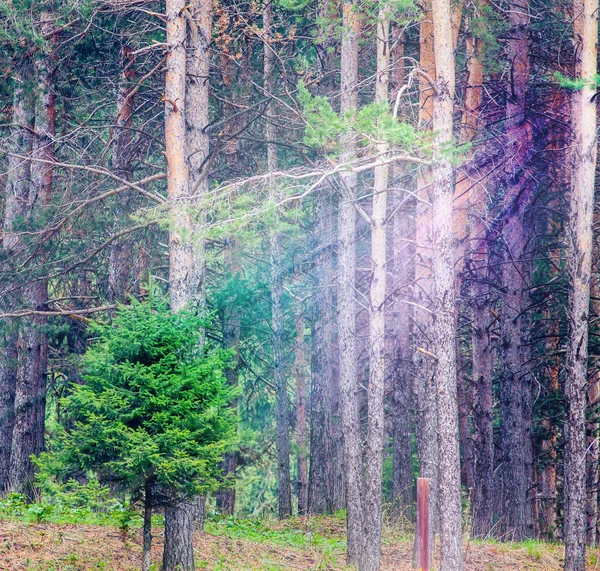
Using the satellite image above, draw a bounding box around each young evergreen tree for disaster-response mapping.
[38,295,237,571]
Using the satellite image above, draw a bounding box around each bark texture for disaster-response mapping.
[431,0,463,566]
[163,502,195,571]
[563,0,597,565]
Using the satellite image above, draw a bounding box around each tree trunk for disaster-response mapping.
[360,10,390,571]
[430,0,463,566]
[163,502,195,571]
[391,186,415,518]
[413,3,439,546]
[295,313,309,516]
[9,29,55,498]
[337,0,362,564]
[563,0,597,565]
[216,239,241,516]
[470,252,494,538]
[0,69,32,495]
[264,1,292,519]
[108,44,136,302]
[308,185,334,515]
[498,0,534,540]
[142,481,153,571]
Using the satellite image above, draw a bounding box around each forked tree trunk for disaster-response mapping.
[337,0,362,564]
[563,0,597,566]
[430,0,463,566]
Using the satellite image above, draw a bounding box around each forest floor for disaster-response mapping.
[1,513,599,571]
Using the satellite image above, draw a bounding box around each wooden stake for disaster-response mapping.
[417,477,430,571]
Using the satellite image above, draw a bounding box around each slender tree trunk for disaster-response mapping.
[391,187,415,517]
[216,239,241,516]
[470,251,494,538]
[413,3,439,544]
[308,186,334,514]
[564,0,597,565]
[360,11,390,571]
[264,1,292,519]
[143,481,153,571]
[295,313,309,516]
[430,0,463,566]
[108,44,135,302]
[337,0,362,563]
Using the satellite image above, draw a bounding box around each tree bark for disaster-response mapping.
[337,0,362,564]
[295,312,309,516]
[143,481,153,571]
[264,1,292,519]
[308,186,335,515]
[430,0,463,566]
[563,0,597,565]
[360,10,390,571]
[163,502,195,571]
[9,28,56,498]
[0,68,32,495]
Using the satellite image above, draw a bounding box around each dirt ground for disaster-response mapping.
[1,518,598,571]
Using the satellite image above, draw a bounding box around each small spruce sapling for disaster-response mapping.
[37,291,238,571]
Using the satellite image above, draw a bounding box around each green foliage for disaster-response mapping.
[554,71,600,90]
[37,292,238,502]
[297,81,417,153]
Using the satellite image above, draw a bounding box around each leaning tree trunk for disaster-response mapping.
[563,0,597,566]
[430,0,463,567]
[337,0,362,564]
[264,0,292,519]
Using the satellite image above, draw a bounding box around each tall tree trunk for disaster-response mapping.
[295,312,309,516]
[388,23,414,520]
[216,239,241,516]
[308,186,334,514]
[108,44,136,302]
[360,10,390,571]
[413,2,439,544]
[337,0,362,564]
[264,1,292,519]
[9,29,56,498]
[0,70,32,495]
[163,0,199,566]
[498,0,534,540]
[563,0,597,565]
[430,0,463,566]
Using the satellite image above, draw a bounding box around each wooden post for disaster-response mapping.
[417,477,430,571]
